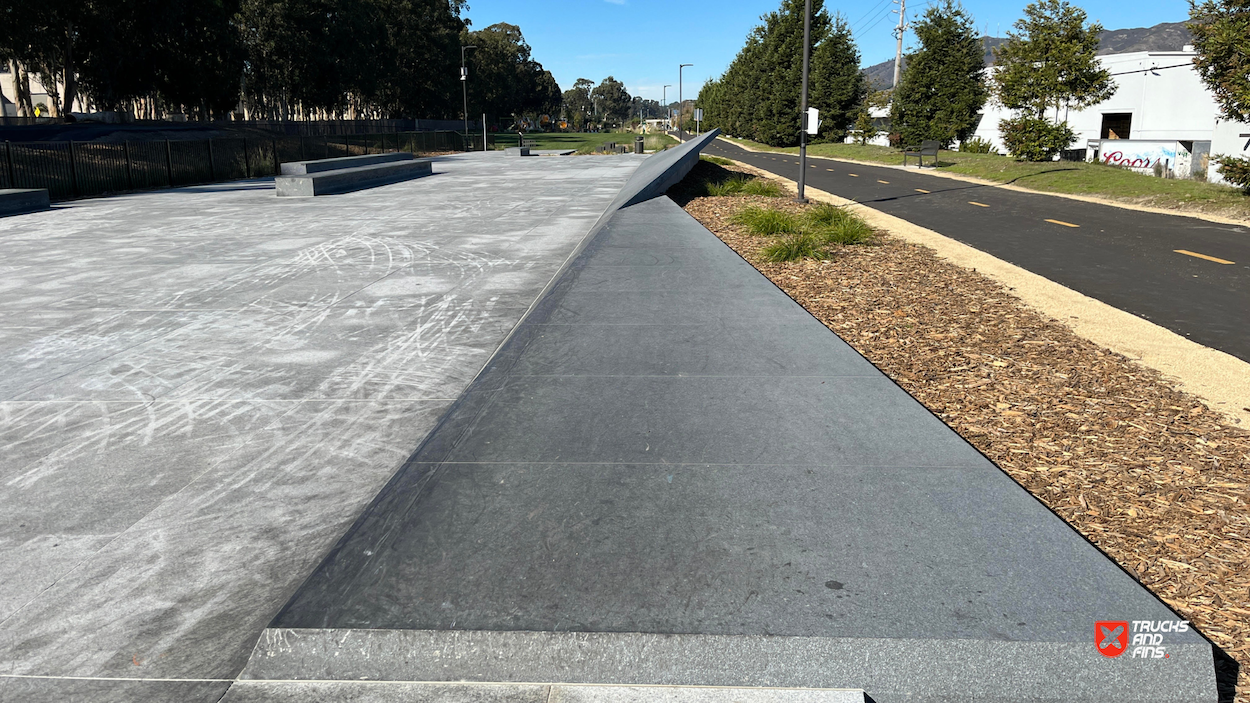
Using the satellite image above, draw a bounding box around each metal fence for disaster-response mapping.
[1,131,475,201]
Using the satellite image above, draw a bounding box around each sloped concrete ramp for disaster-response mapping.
[237,134,1217,701]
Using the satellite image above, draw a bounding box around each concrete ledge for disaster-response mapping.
[240,629,1214,702]
[0,188,51,216]
[221,680,864,703]
[280,152,414,176]
[505,147,531,156]
[275,159,432,197]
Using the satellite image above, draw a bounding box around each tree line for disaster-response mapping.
[697,0,1248,168]
[0,0,561,125]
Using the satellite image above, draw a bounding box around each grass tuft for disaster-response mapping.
[707,175,783,197]
[761,232,827,262]
[730,206,803,235]
[700,155,735,166]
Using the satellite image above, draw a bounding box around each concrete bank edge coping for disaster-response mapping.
[715,135,1250,229]
[725,156,1250,429]
[237,628,1214,701]
[222,680,866,703]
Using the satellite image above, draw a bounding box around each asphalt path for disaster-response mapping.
[687,133,1250,363]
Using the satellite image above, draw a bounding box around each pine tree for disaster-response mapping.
[809,14,867,142]
[889,0,987,147]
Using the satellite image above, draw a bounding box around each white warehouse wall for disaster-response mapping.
[971,49,1219,153]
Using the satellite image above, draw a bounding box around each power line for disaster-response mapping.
[855,3,894,34]
[850,0,889,28]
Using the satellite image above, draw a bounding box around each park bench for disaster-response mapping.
[275,152,432,197]
[0,188,50,216]
[903,140,939,167]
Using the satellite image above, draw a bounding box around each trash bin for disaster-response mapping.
[635,136,644,154]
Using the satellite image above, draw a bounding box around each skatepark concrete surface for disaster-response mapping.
[238,135,1212,701]
[0,151,642,701]
[1,135,1219,702]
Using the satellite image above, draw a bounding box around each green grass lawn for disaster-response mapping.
[719,135,1250,222]
[492,131,677,153]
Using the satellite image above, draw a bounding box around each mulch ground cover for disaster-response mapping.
[672,161,1250,701]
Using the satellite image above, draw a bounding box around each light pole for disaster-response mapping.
[795,0,811,203]
[662,85,672,129]
[461,45,477,139]
[679,64,692,136]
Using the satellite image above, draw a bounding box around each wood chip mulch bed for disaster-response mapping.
[673,162,1250,701]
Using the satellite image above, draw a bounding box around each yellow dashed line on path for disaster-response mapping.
[826,168,835,171]
[1045,218,1080,228]
[848,173,859,177]
[877,179,890,184]
[968,201,989,207]
[914,188,930,193]
[1175,249,1235,265]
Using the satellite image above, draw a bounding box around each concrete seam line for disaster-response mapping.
[726,157,1250,429]
[713,137,1250,228]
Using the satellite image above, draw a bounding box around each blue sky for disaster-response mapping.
[461,0,1190,103]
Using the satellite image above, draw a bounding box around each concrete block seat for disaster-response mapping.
[505,147,531,156]
[275,152,432,197]
[0,188,51,216]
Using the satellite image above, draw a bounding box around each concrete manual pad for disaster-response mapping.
[254,133,1216,702]
[274,158,432,196]
[279,151,414,175]
[0,152,642,701]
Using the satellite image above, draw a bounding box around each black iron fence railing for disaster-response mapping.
[0,130,480,201]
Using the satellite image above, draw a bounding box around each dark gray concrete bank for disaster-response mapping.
[0,189,50,217]
[245,133,1216,702]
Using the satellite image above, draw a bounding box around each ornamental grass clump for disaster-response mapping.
[806,203,875,245]
[761,232,826,262]
[736,203,875,261]
[730,205,802,235]
[707,175,784,197]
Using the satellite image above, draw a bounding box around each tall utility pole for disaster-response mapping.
[796,0,811,203]
[662,85,671,129]
[461,45,477,138]
[892,0,906,88]
[679,64,692,135]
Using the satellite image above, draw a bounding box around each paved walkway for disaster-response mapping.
[0,152,642,701]
[241,138,1216,701]
[698,136,1250,363]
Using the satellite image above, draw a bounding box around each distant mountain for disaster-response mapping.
[862,20,1193,91]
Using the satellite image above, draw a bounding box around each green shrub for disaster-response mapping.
[762,232,827,262]
[959,137,997,154]
[998,116,1076,162]
[1214,155,1250,192]
[700,155,734,166]
[730,206,802,235]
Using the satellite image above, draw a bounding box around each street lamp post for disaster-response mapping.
[796,0,811,203]
[662,85,672,130]
[461,45,477,140]
[679,64,692,136]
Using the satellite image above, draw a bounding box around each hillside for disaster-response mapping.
[863,20,1193,90]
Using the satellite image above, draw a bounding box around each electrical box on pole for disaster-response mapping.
[803,107,820,135]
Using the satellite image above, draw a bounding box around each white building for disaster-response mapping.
[970,47,1250,185]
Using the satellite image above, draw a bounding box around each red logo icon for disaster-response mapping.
[1096,621,1129,657]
